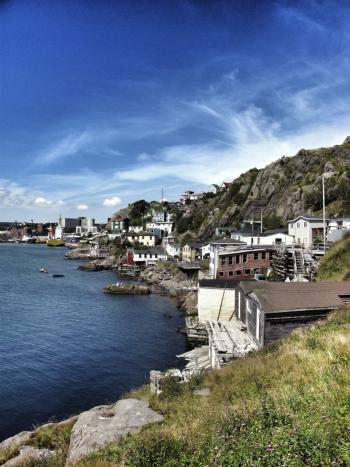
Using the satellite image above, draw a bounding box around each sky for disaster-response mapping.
[1,0,350,222]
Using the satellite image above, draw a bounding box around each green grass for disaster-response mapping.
[3,310,350,466]
[76,307,350,466]
[0,418,76,467]
[318,232,350,281]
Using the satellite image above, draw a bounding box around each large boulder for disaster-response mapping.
[3,446,54,467]
[66,398,164,465]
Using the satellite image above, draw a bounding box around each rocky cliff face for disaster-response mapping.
[176,138,350,240]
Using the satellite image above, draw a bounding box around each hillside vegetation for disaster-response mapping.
[113,139,350,243]
[318,232,350,281]
[175,139,350,241]
[74,308,350,466]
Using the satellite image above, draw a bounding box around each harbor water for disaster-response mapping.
[0,244,188,441]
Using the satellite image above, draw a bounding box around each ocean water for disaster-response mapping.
[0,244,188,441]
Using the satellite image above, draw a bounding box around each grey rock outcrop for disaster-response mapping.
[0,431,32,452]
[66,398,164,465]
[3,446,54,467]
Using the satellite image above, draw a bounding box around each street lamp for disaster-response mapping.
[322,172,332,253]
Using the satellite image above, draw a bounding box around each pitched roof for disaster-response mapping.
[240,281,350,314]
[287,215,328,223]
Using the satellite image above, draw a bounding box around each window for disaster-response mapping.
[297,223,300,228]
[219,272,224,276]
[236,270,242,276]
[221,257,226,266]
[149,254,152,258]
[229,271,233,276]
[261,252,266,260]
[243,254,247,263]
[257,237,260,244]
[155,254,158,259]
[254,268,260,273]
[245,269,251,275]
[235,255,240,264]
[254,252,259,260]
[304,222,307,227]
[229,256,233,265]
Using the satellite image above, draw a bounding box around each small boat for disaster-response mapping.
[40,268,48,273]
[52,274,65,278]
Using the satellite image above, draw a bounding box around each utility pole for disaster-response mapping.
[322,174,326,254]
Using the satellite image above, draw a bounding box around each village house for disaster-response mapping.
[126,231,156,247]
[217,246,274,280]
[146,220,173,236]
[111,216,130,235]
[234,281,350,347]
[180,191,204,204]
[133,249,168,267]
[162,234,180,258]
[207,184,219,194]
[196,280,350,366]
[128,225,143,234]
[182,243,202,262]
[209,238,247,278]
[288,215,327,247]
[231,231,294,247]
[220,181,232,191]
[152,210,174,223]
[201,243,211,259]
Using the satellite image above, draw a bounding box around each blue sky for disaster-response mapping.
[1,0,350,222]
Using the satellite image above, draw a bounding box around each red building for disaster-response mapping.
[217,247,274,280]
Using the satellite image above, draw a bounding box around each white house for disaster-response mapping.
[128,225,143,234]
[146,221,173,236]
[201,243,211,259]
[288,215,327,247]
[165,243,180,258]
[231,231,294,247]
[133,249,168,266]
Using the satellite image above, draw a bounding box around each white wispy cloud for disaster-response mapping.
[32,197,65,208]
[76,204,89,210]
[103,196,122,207]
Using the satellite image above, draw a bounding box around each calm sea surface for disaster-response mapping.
[0,244,188,441]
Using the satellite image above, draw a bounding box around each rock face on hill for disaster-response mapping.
[175,138,350,241]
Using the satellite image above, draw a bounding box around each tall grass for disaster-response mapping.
[318,232,350,281]
[78,307,350,466]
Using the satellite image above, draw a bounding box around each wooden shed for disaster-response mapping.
[235,281,350,347]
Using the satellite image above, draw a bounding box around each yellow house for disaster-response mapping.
[182,243,202,262]
[126,231,156,247]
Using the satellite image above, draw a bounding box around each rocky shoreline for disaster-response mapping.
[103,283,151,295]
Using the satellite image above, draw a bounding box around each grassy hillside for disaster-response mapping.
[76,308,350,466]
[318,232,350,281]
[3,308,350,466]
